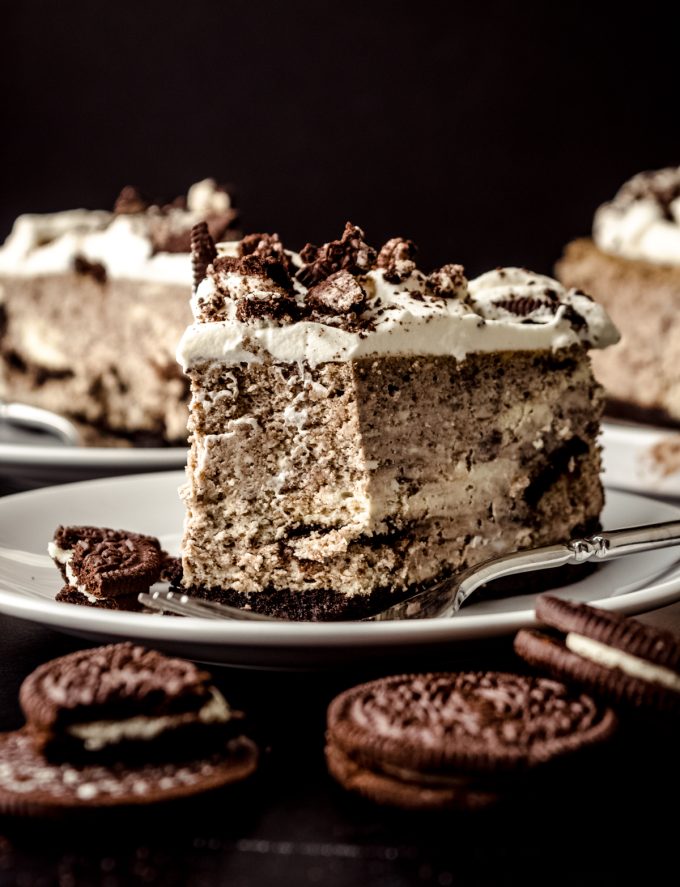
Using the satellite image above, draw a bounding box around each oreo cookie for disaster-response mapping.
[326,672,616,811]
[0,643,258,816]
[49,525,165,607]
[19,642,238,761]
[515,595,680,715]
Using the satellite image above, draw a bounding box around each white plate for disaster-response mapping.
[0,425,186,486]
[601,419,680,498]
[0,471,679,668]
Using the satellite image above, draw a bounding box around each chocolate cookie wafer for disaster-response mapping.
[515,595,680,715]
[19,642,240,761]
[326,672,616,811]
[0,730,257,817]
[48,525,165,606]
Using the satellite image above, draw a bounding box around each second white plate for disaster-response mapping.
[0,472,679,668]
[0,426,187,486]
[601,419,680,498]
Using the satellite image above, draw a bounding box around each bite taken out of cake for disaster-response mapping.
[556,166,680,427]
[177,223,619,620]
[0,180,239,446]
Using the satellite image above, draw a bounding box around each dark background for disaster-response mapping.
[2,1,679,276]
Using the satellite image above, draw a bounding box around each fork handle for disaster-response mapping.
[570,521,680,561]
[450,519,680,616]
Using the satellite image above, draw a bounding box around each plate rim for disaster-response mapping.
[1,471,680,651]
[0,441,187,468]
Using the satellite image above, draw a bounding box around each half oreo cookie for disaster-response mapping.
[19,642,243,762]
[49,525,165,609]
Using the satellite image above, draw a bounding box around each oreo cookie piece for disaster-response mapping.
[0,729,257,816]
[326,672,616,811]
[0,643,258,816]
[49,525,164,604]
[515,595,680,715]
[19,642,240,762]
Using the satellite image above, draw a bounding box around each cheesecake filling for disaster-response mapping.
[65,687,232,752]
[593,166,680,266]
[565,632,680,692]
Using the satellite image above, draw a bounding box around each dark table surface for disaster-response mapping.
[0,477,678,887]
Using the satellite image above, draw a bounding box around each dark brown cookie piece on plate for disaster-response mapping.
[326,671,616,811]
[48,525,165,602]
[19,642,240,762]
[514,595,680,715]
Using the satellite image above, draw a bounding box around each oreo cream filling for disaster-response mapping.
[565,633,680,692]
[65,687,232,752]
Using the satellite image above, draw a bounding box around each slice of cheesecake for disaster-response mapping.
[0,180,239,446]
[177,224,619,620]
[556,166,680,427]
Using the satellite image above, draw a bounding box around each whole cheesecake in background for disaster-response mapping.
[177,223,618,620]
[0,180,239,446]
[556,166,680,427]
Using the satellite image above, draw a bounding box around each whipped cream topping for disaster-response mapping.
[0,179,233,284]
[593,166,680,266]
[178,252,619,370]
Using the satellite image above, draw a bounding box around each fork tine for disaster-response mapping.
[139,589,284,622]
[137,591,221,619]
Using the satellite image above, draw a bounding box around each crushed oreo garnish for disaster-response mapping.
[561,304,588,330]
[113,186,149,215]
[296,222,377,287]
[376,238,418,283]
[191,222,217,292]
[240,233,293,290]
[306,270,367,315]
[240,232,289,267]
[211,254,295,296]
[493,297,557,317]
[235,294,299,324]
[616,167,680,220]
[427,264,467,298]
[72,255,107,284]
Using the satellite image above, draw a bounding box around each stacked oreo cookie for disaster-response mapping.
[515,596,680,716]
[326,597,679,810]
[0,643,257,815]
[326,672,617,811]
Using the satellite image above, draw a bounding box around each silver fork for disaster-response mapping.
[138,520,680,622]
[0,400,81,446]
